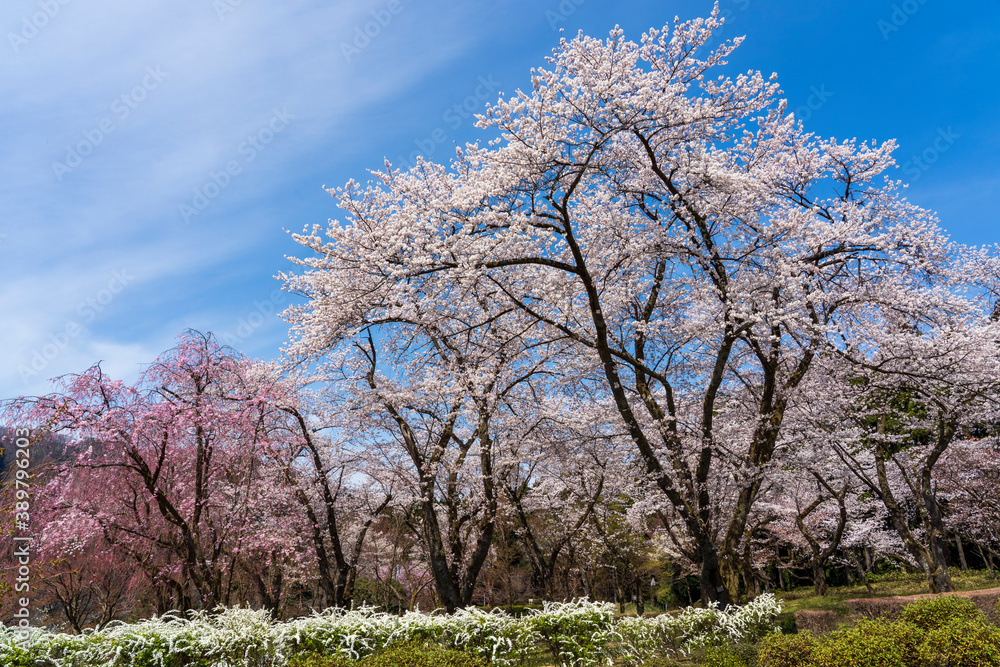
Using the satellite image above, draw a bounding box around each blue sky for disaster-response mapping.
[2,0,998,399]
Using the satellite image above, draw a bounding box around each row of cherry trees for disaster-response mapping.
[5,7,1000,629]
[2,322,999,627]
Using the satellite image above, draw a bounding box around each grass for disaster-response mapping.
[777,568,999,618]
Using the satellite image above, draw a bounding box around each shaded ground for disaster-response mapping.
[777,568,999,619]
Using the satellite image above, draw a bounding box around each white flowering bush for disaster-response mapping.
[527,599,621,667]
[434,607,535,667]
[1,626,49,667]
[278,606,404,662]
[617,593,783,662]
[0,594,782,667]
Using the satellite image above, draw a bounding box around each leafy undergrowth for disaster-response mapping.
[756,596,1000,667]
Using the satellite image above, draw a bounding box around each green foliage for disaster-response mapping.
[359,642,486,667]
[288,652,356,667]
[916,618,1000,667]
[758,603,1000,667]
[0,644,38,667]
[900,596,983,631]
[812,619,922,667]
[703,642,758,667]
[757,632,819,667]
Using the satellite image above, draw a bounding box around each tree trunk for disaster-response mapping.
[955,535,968,571]
[850,552,876,595]
[977,543,996,579]
[423,502,461,613]
[700,540,731,607]
[634,576,645,617]
[869,416,953,593]
[812,562,827,596]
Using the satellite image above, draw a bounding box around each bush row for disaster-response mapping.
[0,595,783,667]
[753,596,1000,667]
[845,589,1000,625]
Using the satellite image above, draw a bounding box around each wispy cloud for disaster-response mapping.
[0,0,483,398]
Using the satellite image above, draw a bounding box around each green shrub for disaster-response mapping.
[359,642,487,667]
[0,645,37,667]
[917,618,1000,667]
[288,651,356,667]
[757,632,819,667]
[637,657,685,667]
[703,642,758,667]
[812,619,922,667]
[900,596,983,631]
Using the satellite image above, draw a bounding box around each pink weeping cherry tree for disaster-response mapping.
[4,332,314,616]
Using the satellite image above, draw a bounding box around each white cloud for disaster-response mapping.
[0,0,488,398]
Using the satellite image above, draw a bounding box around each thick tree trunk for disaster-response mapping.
[699,541,731,607]
[422,495,462,613]
[812,562,827,596]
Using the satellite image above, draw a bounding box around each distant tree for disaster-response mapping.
[832,300,1000,593]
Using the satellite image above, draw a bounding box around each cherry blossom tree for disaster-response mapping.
[499,396,618,601]
[280,177,570,612]
[282,6,975,605]
[5,332,311,614]
[829,278,1000,593]
[938,437,1000,578]
[255,373,395,612]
